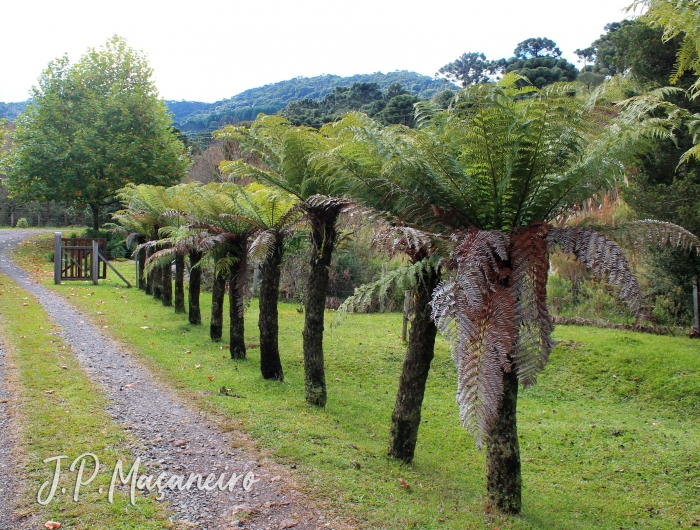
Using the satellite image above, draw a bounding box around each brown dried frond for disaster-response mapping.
[619,220,700,253]
[305,194,352,211]
[509,224,554,387]
[430,230,514,446]
[373,224,436,261]
[454,285,515,448]
[547,227,642,314]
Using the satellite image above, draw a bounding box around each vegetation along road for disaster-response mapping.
[0,230,338,529]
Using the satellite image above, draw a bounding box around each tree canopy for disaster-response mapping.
[438,38,578,90]
[3,36,188,228]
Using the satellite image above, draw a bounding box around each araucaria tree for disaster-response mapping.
[336,76,692,514]
[4,35,188,229]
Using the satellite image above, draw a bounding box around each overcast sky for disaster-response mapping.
[3,0,638,103]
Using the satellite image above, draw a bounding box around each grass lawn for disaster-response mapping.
[13,235,700,529]
[0,270,178,529]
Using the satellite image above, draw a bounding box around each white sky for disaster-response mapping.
[3,0,637,103]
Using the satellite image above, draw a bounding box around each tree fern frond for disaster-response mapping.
[336,256,439,322]
[608,219,700,253]
[143,247,175,275]
[248,230,278,264]
[509,224,554,387]
[547,227,643,314]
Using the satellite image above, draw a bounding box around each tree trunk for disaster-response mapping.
[188,251,202,325]
[302,211,339,407]
[145,246,154,295]
[137,248,146,291]
[258,237,284,380]
[210,273,226,341]
[89,203,100,230]
[174,253,186,314]
[161,261,173,307]
[152,264,163,300]
[387,268,439,462]
[228,269,247,359]
[486,368,522,514]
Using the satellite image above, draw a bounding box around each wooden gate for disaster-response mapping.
[53,232,131,287]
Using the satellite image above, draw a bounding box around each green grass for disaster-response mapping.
[13,235,700,529]
[0,271,178,529]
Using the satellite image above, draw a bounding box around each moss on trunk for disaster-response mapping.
[188,251,202,325]
[174,253,186,314]
[210,273,226,342]
[161,262,172,307]
[485,368,522,514]
[302,210,339,407]
[387,268,439,462]
[137,248,146,291]
[258,237,284,380]
[228,271,246,359]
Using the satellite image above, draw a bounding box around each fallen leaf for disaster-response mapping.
[140,326,150,329]
[22,302,28,306]
[60,366,68,370]
[279,519,298,529]
[44,522,62,530]
[44,390,55,394]
[194,364,201,369]
[207,376,215,381]
[397,477,410,489]
[123,383,135,389]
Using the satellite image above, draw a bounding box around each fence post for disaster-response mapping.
[91,240,99,285]
[53,232,62,285]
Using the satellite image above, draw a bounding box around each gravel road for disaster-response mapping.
[0,231,340,530]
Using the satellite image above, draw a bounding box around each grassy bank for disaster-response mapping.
[0,270,177,528]
[13,235,700,529]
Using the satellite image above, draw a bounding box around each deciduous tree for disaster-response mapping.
[4,36,188,229]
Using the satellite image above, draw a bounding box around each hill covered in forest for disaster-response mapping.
[2,72,453,133]
[0,101,29,121]
[167,71,453,133]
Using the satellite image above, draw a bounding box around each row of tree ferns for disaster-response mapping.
[108,4,700,509]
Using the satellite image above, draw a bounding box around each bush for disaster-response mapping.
[81,228,128,259]
[16,218,29,228]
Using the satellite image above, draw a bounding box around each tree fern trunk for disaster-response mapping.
[228,270,246,359]
[210,273,226,341]
[161,262,172,307]
[188,251,202,325]
[259,237,284,380]
[145,247,154,295]
[174,253,186,314]
[152,263,162,300]
[486,368,522,514]
[387,268,439,462]
[137,248,146,291]
[302,211,338,407]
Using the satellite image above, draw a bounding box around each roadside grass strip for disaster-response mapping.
[0,271,177,529]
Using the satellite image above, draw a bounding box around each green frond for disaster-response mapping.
[334,256,440,326]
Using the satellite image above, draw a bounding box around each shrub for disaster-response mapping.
[16,218,29,228]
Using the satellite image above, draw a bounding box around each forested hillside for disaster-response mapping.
[169,71,453,132]
[0,101,29,121]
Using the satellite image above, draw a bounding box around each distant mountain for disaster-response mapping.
[0,101,29,121]
[168,71,454,134]
[2,72,454,133]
